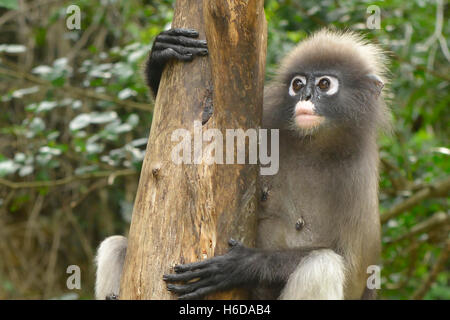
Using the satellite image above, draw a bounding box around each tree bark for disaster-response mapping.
[119,0,267,300]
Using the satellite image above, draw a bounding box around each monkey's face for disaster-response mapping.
[268,30,387,139]
[281,68,383,137]
[286,73,339,133]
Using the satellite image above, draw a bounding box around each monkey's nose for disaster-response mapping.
[304,93,312,101]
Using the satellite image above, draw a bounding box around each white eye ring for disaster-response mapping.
[289,76,306,96]
[315,76,339,95]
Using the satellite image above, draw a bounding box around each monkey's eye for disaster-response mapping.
[318,78,330,90]
[293,79,303,91]
[289,76,306,96]
[315,76,339,95]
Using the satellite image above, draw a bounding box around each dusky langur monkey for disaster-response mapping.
[95,28,389,300]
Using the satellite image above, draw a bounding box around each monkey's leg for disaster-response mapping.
[95,235,127,300]
[145,28,208,97]
[163,239,334,300]
[278,249,345,300]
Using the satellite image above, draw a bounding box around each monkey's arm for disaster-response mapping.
[163,239,328,299]
[145,28,208,97]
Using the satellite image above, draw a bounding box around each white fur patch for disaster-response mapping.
[294,100,315,114]
[95,235,127,299]
[279,249,346,300]
[289,75,306,96]
[294,100,324,129]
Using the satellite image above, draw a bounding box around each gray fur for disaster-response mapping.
[257,29,387,299]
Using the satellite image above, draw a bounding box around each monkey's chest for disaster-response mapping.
[257,168,339,250]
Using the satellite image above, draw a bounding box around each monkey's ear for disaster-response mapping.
[366,74,384,97]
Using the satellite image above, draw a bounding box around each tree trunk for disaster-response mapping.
[119,0,267,300]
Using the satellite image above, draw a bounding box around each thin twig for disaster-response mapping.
[0,0,63,27]
[65,6,107,63]
[385,212,449,244]
[381,177,450,224]
[380,157,410,191]
[0,169,137,189]
[411,239,450,300]
[392,52,450,82]
[44,209,63,296]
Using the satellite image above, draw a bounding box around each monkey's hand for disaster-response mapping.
[146,28,208,97]
[163,239,255,299]
[151,28,208,64]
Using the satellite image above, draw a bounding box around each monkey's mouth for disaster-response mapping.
[294,101,324,129]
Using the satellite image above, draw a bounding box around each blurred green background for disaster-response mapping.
[0,0,448,299]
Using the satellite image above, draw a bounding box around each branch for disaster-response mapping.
[381,177,450,224]
[380,157,410,191]
[291,2,327,27]
[411,239,450,300]
[385,212,449,244]
[415,0,450,62]
[391,52,450,82]
[0,0,64,27]
[0,169,137,189]
[0,63,153,112]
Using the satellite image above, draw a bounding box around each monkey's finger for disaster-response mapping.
[178,285,219,300]
[156,35,207,49]
[154,42,208,57]
[173,258,218,273]
[163,268,212,282]
[173,261,208,273]
[153,48,193,63]
[166,278,212,295]
[160,28,199,38]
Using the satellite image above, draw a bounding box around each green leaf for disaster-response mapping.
[0,0,18,10]
[51,77,66,87]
